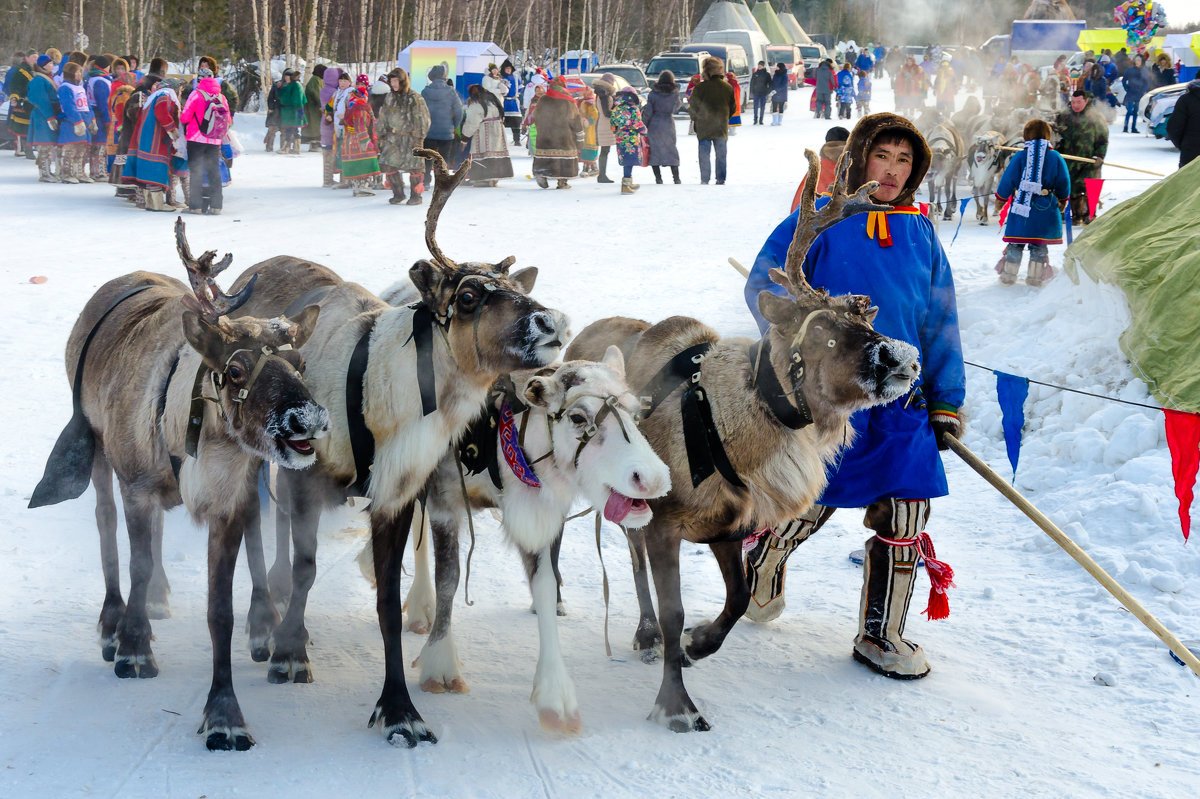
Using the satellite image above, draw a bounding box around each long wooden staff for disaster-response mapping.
[944,433,1200,677]
[998,145,1165,177]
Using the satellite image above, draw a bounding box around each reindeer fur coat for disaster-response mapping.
[744,113,965,506]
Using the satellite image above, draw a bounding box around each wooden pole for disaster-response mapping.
[997,146,1165,177]
[943,433,1200,678]
[728,257,750,277]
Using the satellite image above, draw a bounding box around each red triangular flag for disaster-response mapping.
[1084,178,1104,220]
[1163,409,1200,541]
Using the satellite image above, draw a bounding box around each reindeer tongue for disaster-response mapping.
[603,490,634,524]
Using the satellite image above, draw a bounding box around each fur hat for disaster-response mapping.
[386,67,410,91]
[702,56,725,78]
[149,56,168,75]
[111,57,129,73]
[198,55,218,72]
[62,61,83,83]
[592,73,617,95]
[843,113,931,207]
[313,64,326,78]
[45,47,61,63]
[92,54,111,70]
[825,125,850,143]
[428,64,447,81]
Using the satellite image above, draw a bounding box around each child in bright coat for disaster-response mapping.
[56,62,95,184]
[608,86,647,194]
[340,75,382,197]
[994,118,1071,286]
[180,75,231,214]
[836,63,856,119]
[855,70,872,116]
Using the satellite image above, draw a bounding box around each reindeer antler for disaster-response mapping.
[773,149,891,298]
[174,217,257,320]
[414,147,481,272]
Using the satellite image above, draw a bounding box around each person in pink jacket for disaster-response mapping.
[179,75,230,214]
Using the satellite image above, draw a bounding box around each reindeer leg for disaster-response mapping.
[644,525,709,732]
[522,527,566,616]
[402,499,435,634]
[145,508,171,619]
[242,493,279,663]
[199,512,255,751]
[368,502,437,747]
[530,544,581,733]
[414,490,467,694]
[625,527,662,662]
[268,469,318,684]
[93,452,124,663]
[114,488,159,678]
[683,539,750,663]
[267,470,292,614]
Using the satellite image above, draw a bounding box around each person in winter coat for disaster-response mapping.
[993,119,1071,286]
[689,56,735,184]
[319,67,344,186]
[462,82,513,187]
[744,112,964,682]
[591,72,618,183]
[933,55,956,115]
[85,55,114,177]
[277,69,306,154]
[1121,55,1150,134]
[750,61,771,125]
[769,62,789,125]
[577,87,602,176]
[421,64,463,188]
[481,63,508,108]
[894,56,926,118]
[814,59,835,120]
[1056,90,1108,224]
[375,67,431,204]
[500,59,523,145]
[609,86,647,194]
[56,61,96,184]
[1151,52,1176,88]
[726,71,742,131]
[27,55,60,181]
[264,75,282,151]
[856,69,872,116]
[114,72,155,200]
[643,70,681,184]
[6,50,36,158]
[1167,78,1200,168]
[836,62,856,119]
[788,124,849,212]
[302,64,326,150]
[105,71,135,187]
[341,75,382,197]
[531,75,584,189]
[179,74,231,214]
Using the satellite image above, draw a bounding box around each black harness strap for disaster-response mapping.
[748,338,813,430]
[346,320,376,497]
[408,303,438,417]
[29,283,156,508]
[638,343,712,418]
[184,362,209,458]
[458,405,503,491]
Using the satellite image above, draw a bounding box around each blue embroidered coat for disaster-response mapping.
[995,142,1071,245]
[57,82,94,144]
[27,72,60,145]
[744,201,965,506]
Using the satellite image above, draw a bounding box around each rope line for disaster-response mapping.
[964,360,1168,412]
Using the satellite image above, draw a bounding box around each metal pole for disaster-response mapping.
[943,433,1200,678]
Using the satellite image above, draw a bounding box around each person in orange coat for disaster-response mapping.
[788,125,849,212]
[726,71,742,131]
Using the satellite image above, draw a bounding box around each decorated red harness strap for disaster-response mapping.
[874,531,956,620]
[498,402,541,488]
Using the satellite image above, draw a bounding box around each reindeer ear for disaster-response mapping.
[408,259,446,305]
[758,291,796,326]
[181,310,226,371]
[523,374,563,409]
[601,345,625,380]
[510,266,538,294]
[288,305,321,348]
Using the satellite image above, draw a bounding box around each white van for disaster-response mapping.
[699,28,771,70]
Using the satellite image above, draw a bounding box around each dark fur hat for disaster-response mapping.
[149,56,168,76]
[702,56,725,78]
[843,112,931,207]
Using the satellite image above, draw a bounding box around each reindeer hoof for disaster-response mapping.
[267,656,313,684]
[405,619,430,635]
[114,653,159,679]
[420,677,469,694]
[205,727,255,751]
[538,708,583,735]
[100,636,117,663]
[249,642,270,663]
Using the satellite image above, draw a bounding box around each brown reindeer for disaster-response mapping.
[565,151,921,731]
[226,149,568,747]
[28,220,328,751]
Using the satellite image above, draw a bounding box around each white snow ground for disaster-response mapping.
[1,82,1197,798]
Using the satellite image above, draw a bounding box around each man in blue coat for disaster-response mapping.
[743,112,965,680]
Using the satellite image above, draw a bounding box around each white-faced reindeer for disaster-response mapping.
[28,220,328,751]
[226,149,568,748]
[565,152,921,732]
[925,121,966,221]
[967,130,1013,225]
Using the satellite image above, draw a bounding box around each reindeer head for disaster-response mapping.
[175,219,330,470]
[409,148,569,373]
[757,151,920,416]
[521,347,670,529]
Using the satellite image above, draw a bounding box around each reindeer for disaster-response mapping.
[925,121,966,221]
[28,220,328,751]
[966,130,1012,225]
[564,152,921,731]
[225,149,568,748]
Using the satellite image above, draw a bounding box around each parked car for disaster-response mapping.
[678,42,751,108]
[645,51,710,116]
[765,45,805,88]
[1141,81,1188,139]
[595,63,649,98]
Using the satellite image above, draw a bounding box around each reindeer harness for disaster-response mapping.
[184,343,299,458]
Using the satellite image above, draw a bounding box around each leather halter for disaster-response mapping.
[185,343,299,458]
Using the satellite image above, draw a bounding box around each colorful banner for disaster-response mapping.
[409,47,458,93]
[1164,409,1200,542]
[1085,177,1105,220]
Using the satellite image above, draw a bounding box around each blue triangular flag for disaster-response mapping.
[1064,204,1073,245]
[950,197,973,246]
[994,371,1029,479]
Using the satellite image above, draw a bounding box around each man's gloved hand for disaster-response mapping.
[929,406,962,451]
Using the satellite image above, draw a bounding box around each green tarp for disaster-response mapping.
[1065,156,1200,412]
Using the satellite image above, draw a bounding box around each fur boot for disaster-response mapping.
[144,188,168,211]
[352,179,375,197]
[170,174,189,209]
[388,173,406,205]
[744,505,835,622]
[997,255,1020,285]
[74,145,94,182]
[853,499,932,680]
[36,147,59,182]
[620,177,637,194]
[321,149,337,187]
[406,171,424,205]
[1026,258,1054,287]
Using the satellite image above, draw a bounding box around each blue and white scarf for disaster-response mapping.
[1011,138,1047,219]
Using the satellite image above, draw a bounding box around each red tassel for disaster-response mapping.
[914,532,955,621]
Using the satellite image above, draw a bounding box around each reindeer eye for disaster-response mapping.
[457,289,479,310]
[568,411,588,426]
[228,363,246,382]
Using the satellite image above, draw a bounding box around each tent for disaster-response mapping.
[559,50,599,75]
[752,2,791,45]
[692,1,764,41]
[1064,157,1200,412]
[778,12,813,45]
[397,40,508,98]
[1161,32,1200,82]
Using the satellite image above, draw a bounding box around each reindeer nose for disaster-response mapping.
[531,311,555,335]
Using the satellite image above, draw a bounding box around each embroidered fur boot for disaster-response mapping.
[1026,259,1053,287]
[744,505,834,622]
[322,149,336,187]
[853,499,932,680]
